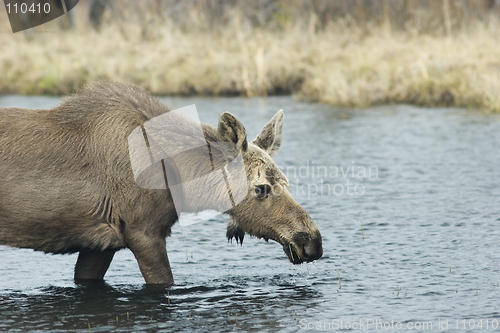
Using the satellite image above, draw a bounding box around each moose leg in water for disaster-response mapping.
[125,229,174,285]
[74,249,116,282]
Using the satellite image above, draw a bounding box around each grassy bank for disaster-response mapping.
[1,2,500,112]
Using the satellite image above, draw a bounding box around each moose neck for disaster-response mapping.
[163,124,248,215]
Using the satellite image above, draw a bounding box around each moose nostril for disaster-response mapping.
[302,239,323,261]
[292,232,323,261]
[301,246,311,260]
[303,243,316,260]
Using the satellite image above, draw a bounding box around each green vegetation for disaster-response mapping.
[1,0,500,112]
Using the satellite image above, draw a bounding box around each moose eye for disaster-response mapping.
[255,184,271,199]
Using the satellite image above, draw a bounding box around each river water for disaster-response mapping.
[0,95,499,332]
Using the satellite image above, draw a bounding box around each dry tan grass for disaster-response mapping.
[300,22,500,112]
[1,7,500,112]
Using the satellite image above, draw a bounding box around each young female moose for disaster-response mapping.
[0,82,322,284]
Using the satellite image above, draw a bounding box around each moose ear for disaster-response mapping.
[253,109,283,157]
[218,112,248,160]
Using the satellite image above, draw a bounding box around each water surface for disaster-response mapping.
[0,96,499,332]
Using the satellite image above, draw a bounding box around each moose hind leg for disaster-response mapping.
[74,249,116,282]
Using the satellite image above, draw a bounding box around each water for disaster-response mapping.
[0,95,499,332]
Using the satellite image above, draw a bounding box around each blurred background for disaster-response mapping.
[1,0,500,111]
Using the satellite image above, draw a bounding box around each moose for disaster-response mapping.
[0,82,322,284]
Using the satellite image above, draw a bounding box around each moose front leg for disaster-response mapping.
[126,232,174,285]
[74,249,116,282]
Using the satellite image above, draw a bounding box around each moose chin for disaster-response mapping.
[0,81,322,285]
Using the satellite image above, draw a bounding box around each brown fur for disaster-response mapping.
[0,81,322,284]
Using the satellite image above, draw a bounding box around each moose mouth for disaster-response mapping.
[281,232,323,264]
[282,242,304,264]
[227,223,323,264]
